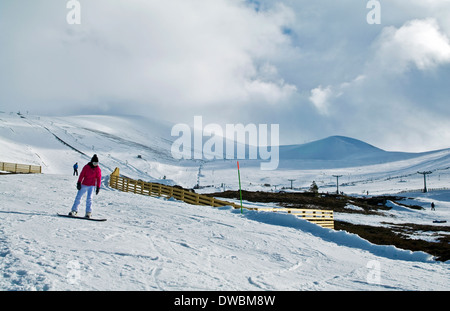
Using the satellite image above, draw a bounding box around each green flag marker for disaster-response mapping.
[237,161,243,214]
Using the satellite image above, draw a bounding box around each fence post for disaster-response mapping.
[195,193,200,205]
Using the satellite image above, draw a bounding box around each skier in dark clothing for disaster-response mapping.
[73,162,79,176]
[431,202,435,211]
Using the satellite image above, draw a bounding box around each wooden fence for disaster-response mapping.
[255,208,334,229]
[0,161,42,174]
[398,187,450,194]
[109,168,334,229]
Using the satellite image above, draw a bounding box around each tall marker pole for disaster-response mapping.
[237,161,243,214]
[333,175,343,194]
[417,171,432,193]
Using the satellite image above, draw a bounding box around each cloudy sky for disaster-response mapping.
[1,0,450,152]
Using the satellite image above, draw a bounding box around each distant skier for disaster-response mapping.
[69,155,102,218]
[73,162,78,176]
[431,202,435,211]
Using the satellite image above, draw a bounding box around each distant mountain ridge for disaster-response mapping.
[280,136,386,161]
[2,112,448,173]
[276,135,443,168]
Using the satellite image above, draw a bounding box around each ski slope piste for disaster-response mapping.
[0,113,449,290]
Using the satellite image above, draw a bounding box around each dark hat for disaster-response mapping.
[91,154,99,163]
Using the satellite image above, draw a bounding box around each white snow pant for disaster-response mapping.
[71,185,95,213]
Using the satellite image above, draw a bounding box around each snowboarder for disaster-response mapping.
[73,162,78,176]
[69,155,102,218]
[431,202,435,211]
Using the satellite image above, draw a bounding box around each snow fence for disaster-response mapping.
[0,161,42,174]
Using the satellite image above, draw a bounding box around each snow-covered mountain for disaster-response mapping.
[281,136,386,161]
[2,112,450,193]
[0,113,185,182]
[280,135,433,161]
[277,135,443,170]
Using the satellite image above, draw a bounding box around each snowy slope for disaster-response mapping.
[3,111,450,197]
[3,112,450,193]
[0,113,192,183]
[0,173,448,291]
[1,112,450,290]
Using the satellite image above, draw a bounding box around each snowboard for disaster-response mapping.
[57,213,107,222]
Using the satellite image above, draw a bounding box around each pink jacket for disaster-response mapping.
[78,163,102,187]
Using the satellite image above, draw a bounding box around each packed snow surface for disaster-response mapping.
[1,174,448,291]
[1,113,449,290]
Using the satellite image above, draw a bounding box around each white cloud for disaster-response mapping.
[245,79,297,104]
[2,0,450,152]
[0,0,298,117]
[308,75,365,116]
[373,19,450,73]
[309,85,333,115]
